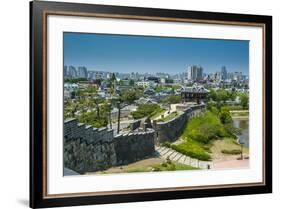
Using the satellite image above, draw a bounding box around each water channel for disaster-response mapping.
[233,118,249,148]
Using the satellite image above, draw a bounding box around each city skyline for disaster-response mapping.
[64,32,249,75]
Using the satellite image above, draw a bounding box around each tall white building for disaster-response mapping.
[68,66,77,78]
[77,66,88,78]
[186,65,203,81]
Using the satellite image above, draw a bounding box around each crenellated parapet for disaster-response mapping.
[153,104,206,144]
[63,104,205,174]
[64,118,114,144]
[64,119,155,174]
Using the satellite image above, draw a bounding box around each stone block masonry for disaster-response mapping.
[63,104,205,174]
[114,129,155,165]
[64,119,155,174]
[153,104,205,144]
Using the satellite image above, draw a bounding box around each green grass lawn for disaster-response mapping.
[132,104,166,119]
[170,138,211,161]
[97,160,198,174]
[165,110,246,161]
[157,112,178,122]
[152,161,198,172]
[150,108,166,120]
[124,162,197,173]
[212,137,249,155]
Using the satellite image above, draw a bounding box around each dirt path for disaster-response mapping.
[213,158,249,169]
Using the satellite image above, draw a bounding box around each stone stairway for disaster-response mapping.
[155,146,213,169]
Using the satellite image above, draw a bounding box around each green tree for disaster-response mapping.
[132,104,161,119]
[239,93,249,109]
[208,89,218,102]
[121,90,136,104]
[162,95,181,104]
[217,89,228,104]
[219,107,233,124]
[64,77,87,83]
[129,79,135,86]
[184,111,227,144]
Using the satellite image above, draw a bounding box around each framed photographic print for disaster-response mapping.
[30,0,272,208]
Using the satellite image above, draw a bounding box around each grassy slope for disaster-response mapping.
[150,108,166,120]
[211,137,249,160]
[169,111,248,161]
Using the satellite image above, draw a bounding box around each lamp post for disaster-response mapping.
[117,101,121,134]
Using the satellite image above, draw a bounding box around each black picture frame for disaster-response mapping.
[30,1,272,208]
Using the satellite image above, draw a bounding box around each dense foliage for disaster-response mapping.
[172,140,211,161]
[120,89,143,104]
[221,149,242,155]
[64,78,88,83]
[208,88,249,110]
[161,95,181,104]
[131,104,163,119]
[184,111,226,144]
[169,106,240,161]
[239,93,249,109]
[77,103,110,128]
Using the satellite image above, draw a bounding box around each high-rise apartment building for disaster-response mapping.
[186,65,203,81]
[68,66,77,78]
[221,66,227,80]
[77,66,88,78]
[63,66,68,77]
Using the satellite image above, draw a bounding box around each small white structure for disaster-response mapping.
[64,83,79,90]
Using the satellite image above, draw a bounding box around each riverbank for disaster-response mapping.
[211,114,249,168]
[230,110,249,119]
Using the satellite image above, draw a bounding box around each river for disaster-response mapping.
[233,118,249,148]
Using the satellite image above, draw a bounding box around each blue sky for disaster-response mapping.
[64,32,249,75]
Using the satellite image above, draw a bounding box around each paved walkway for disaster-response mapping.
[155,146,213,169]
[153,104,180,120]
[213,158,249,169]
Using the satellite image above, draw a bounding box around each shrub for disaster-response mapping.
[78,111,108,128]
[221,149,242,155]
[219,108,233,124]
[161,95,181,104]
[132,104,162,119]
[162,141,171,148]
[152,160,197,171]
[183,111,227,144]
[239,93,249,110]
[171,139,211,161]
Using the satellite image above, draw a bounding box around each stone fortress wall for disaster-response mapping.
[64,119,155,174]
[153,104,205,144]
[64,104,205,174]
